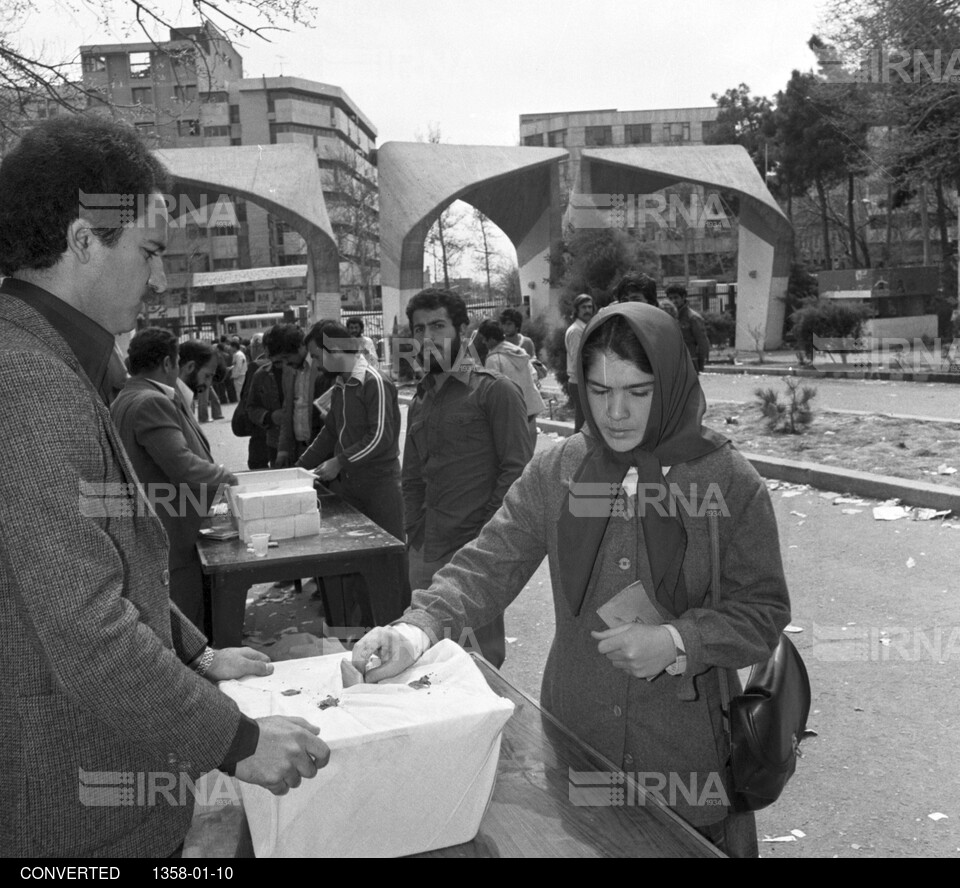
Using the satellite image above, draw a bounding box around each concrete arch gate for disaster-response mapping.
[380,141,791,351]
[378,142,568,336]
[579,146,793,351]
[155,144,341,318]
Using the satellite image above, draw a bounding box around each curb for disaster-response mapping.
[705,363,960,384]
[535,419,960,514]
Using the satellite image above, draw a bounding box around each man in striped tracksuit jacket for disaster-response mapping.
[297,322,408,623]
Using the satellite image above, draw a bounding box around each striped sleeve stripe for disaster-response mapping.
[345,367,386,462]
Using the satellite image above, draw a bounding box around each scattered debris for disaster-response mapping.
[789,511,807,518]
[791,829,806,838]
[781,490,805,499]
[929,812,949,822]
[762,835,797,843]
[506,637,517,644]
[873,505,909,521]
[906,557,916,568]
[281,689,301,697]
[784,624,804,634]
[936,465,957,475]
[841,509,863,515]
[914,508,951,521]
[317,695,339,710]
[408,674,433,690]
[834,496,869,505]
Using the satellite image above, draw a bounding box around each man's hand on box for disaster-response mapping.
[315,457,340,482]
[207,646,273,681]
[274,451,291,468]
[352,626,416,682]
[236,716,330,795]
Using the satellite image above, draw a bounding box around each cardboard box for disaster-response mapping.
[228,469,321,541]
[219,641,515,858]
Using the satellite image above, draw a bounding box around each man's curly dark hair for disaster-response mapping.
[127,327,179,375]
[0,116,171,276]
[405,288,469,330]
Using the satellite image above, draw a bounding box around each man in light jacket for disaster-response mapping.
[477,318,545,447]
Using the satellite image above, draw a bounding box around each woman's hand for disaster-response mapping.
[591,624,677,679]
[352,626,418,682]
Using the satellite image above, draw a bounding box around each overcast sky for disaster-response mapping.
[19,0,830,144]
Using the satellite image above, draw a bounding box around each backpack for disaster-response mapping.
[231,362,259,437]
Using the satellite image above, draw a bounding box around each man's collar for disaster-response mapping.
[176,377,195,409]
[1,277,118,402]
[338,354,370,386]
[143,376,176,400]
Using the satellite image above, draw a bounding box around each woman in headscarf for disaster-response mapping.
[355,302,790,857]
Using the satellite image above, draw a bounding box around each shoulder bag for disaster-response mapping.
[708,513,813,813]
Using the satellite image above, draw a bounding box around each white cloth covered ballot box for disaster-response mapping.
[219,641,515,857]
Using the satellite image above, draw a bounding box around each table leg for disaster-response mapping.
[358,551,410,626]
[209,576,250,648]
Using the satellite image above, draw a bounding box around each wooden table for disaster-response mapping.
[196,493,407,648]
[184,658,723,858]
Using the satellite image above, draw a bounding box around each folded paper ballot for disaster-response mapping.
[219,641,515,857]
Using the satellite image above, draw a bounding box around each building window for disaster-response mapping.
[266,94,275,113]
[128,51,152,79]
[201,91,229,103]
[170,48,196,72]
[131,87,152,105]
[700,120,719,142]
[175,85,197,103]
[134,122,158,146]
[177,119,200,137]
[547,129,566,147]
[229,104,240,124]
[213,258,238,270]
[85,88,107,109]
[83,54,106,73]
[624,123,651,145]
[662,122,690,143]
[584,126,613,147]
[203,125,231,137]
[230,137,242,146]
[522,133,544,146]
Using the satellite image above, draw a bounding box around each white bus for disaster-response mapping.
[222,313,285,338]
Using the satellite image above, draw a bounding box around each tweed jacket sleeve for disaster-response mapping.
[1,351,242,770]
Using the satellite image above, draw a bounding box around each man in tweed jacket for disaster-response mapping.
[0,117,328,857]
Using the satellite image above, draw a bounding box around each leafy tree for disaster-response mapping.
[704,83,775,180]
[553,226,659,311]
[771,69,871,267]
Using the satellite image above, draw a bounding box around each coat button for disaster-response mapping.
[161,569,170,586]
[613,705,623,717]
[618,557,630,570]
[623,753,634,767]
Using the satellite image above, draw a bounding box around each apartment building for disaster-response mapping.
[76,24,379,324]
[519,106,738,284]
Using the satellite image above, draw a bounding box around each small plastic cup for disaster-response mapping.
[250,533,271,558]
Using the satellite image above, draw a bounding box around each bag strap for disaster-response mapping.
[708,513,733,745]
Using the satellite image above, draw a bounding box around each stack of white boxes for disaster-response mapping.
[227,469,322,543]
